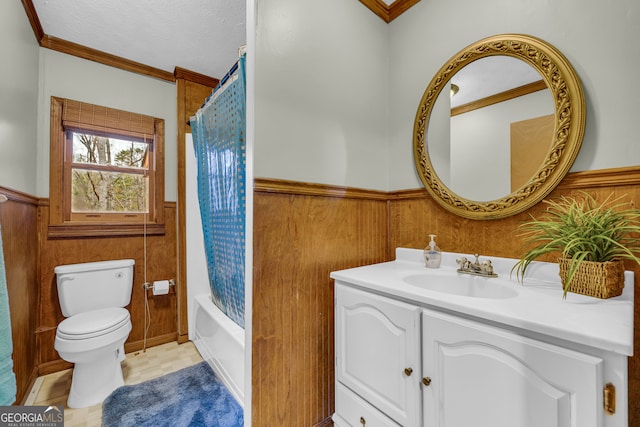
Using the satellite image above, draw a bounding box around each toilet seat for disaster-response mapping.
[57,307,130,340]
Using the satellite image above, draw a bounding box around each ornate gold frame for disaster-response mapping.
[413,34,586,220]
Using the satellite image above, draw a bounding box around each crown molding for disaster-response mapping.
[20,0,44,42]
[21,0,420,82]
[20,0,213,83]
[174,67,220,87]
[359,0,421,23]
[39,34,176,82]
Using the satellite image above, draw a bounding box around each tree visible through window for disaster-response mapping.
[49,97,165,237]
[70,132,149,213]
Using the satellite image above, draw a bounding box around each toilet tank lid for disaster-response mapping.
[55,259,135,274]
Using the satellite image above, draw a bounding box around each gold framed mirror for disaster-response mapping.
[413,34,586,220]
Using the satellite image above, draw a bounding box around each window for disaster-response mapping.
[49,97,165,237]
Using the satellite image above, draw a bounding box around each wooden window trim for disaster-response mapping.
[49,97,165,238]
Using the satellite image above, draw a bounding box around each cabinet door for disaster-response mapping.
[422,308,604,427]
[336,284,421,426]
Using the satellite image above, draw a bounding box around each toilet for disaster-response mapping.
[53,259,135,408]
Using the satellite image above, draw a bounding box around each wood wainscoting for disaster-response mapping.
[36,202,178,375]
[253,179,388,427]
[253,167,640,427]
[0,187,39,404]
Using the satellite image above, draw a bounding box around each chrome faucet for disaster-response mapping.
[456,254,498,278]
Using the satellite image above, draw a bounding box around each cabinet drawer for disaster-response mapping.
[334,382,401,427]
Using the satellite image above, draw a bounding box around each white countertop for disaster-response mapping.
[330,248,635,356]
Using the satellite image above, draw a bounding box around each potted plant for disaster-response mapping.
[512,192,640,298]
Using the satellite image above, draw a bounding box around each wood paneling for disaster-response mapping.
[252,181,388,427]
[37,202,178,373]
[176,76,218,343]
[0,188,39,404]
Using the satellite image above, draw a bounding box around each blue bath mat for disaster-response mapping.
[102,361,243,427]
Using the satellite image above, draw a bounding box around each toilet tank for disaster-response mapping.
[55,259,135,317]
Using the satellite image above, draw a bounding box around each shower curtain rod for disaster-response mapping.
[187,59,241,127]
[217,62,239,92]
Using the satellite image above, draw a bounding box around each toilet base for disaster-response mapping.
[66,347,125,408]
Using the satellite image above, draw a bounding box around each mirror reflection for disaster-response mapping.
[413,34,586,220]
[428,56,555,201]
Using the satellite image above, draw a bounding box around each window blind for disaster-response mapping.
[62,99,155,140]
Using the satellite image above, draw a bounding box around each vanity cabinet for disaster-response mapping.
[334,284,421,426]
[333,281,628,427]
[422,308,604,427]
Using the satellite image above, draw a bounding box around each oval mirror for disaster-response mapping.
[413,34,586,220]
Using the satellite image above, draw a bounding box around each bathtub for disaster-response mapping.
[192,294,245,406]
[186,134,245,407]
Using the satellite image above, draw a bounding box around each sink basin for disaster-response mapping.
[403,274,518,299]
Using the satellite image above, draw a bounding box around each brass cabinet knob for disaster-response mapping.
[360,416,366,425]
[404,367,413,376]
[422,377,432,386]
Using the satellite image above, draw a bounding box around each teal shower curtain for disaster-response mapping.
[0,225,16,405]
[190,53,246,329]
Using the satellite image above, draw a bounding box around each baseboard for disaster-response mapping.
[38,359,72,376]
[18,367,40,405]
[124,332,178,353]
[37,333,178,376]
[313,416,334,427]
[177,333,190,344]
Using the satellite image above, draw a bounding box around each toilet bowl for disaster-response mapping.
[54,307,132,408]
[53,259,135,408]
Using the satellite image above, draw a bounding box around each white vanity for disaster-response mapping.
[331,248,634,427]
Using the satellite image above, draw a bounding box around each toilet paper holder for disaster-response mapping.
[142,279,175,292]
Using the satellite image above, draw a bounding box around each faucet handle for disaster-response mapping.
[481,260,494,274]
[473,254,480,265]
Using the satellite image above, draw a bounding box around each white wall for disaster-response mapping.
[36,50,178,200]
[5,0,638,196]
[0,1,40,195]
[389,0,640,190]
[449,90,553,201]
[254,0,390,190]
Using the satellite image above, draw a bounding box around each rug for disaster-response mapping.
[102,361,243,427]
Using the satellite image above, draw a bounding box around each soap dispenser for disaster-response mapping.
[424,234,442,268]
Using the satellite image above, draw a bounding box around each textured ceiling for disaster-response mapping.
[32,0,246,79]
[30,1,419,79]
[30,1,529,104]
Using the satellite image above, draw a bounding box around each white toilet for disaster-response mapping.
[53,259,135,408]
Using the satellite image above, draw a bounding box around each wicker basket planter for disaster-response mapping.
[558,258,625,299]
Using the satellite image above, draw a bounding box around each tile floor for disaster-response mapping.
[25,341,203,426]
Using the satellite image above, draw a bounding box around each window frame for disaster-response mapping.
[49,97,165,238]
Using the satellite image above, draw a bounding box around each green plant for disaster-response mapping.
[512,192,640,297]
